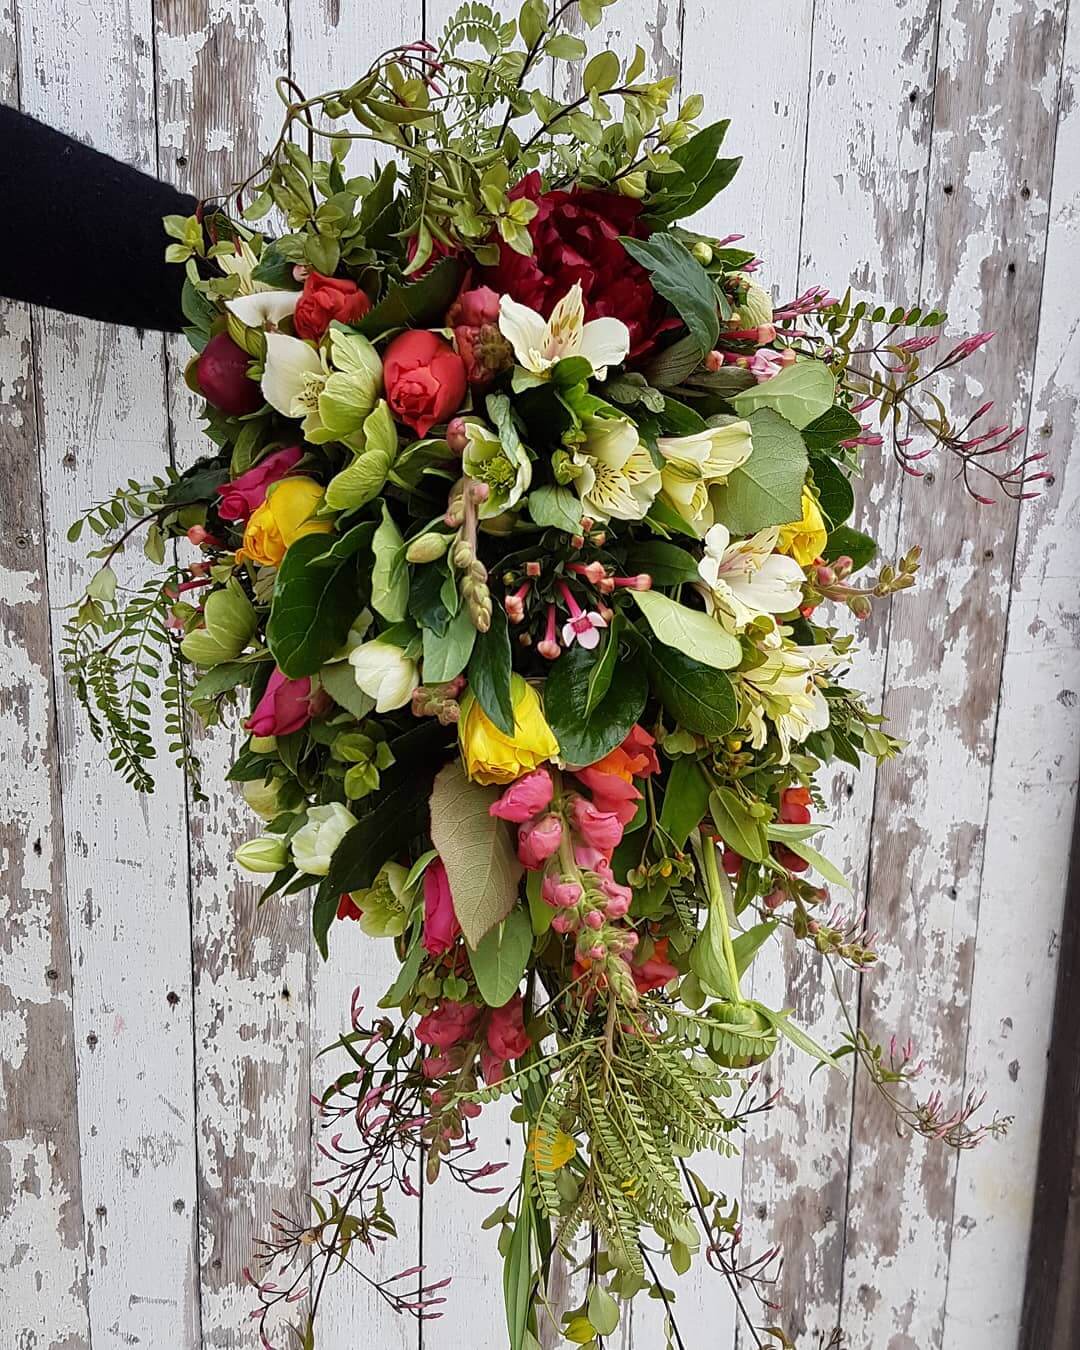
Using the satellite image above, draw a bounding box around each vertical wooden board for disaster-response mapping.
[287,4,426,1347]
[14,0,202,1342]
[151,3,313,1343]
[942,11,1080,1344]
[841,2,1068,1347]
[679,0,813,280]
[736,4,941,1343]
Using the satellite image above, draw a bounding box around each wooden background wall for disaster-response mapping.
[3,0,1080,1346]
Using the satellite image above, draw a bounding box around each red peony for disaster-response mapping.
[216,445,303,522]
[293,272,371,340]
[382,330,467,437]
[481,171,675,360]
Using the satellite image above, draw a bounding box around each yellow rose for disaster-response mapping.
[777,488,828,567]
[458,676,559,786]
[237,476,332,566]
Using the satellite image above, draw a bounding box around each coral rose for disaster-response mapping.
[293,272,371,340]
[382,330,467,437]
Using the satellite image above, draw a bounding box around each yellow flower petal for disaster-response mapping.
[458,676,559,786]
[237,476,332,566]
[527,1127,577,1173]
[777,487,827,567]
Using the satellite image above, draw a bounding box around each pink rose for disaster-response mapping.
[415,1000,482,1050]
[489,768,554,823]
[217,446,304,522]
[485,993,531,1061]
[517,814,563,870]
[422,859,461,956]
[246,667,321,737]
[570,796,624,855]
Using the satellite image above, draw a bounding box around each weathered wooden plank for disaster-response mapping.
[0,18,91,1337]
[13,0,203,1341]
[840,2,1069,1347]
[150,4,312,1344]
[732,4,941,1345]
[946,6,1080,1343]
[287,3,427,1346]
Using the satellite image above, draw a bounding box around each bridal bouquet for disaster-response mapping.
[65,2,1033,1344]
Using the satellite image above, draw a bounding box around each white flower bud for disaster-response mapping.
[348,640,420,713]
[234,834,289,874]
[291,802,358,877]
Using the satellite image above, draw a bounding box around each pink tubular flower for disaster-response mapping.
[558,582,607,650]
[570,797,624,855]
[489,767,554,823]
[415,1000,482,1050]
[216,445,303,522]
[422,859,461,956]
[518,814,563,869]
[486,993,531,1061]
[246,667,321,737]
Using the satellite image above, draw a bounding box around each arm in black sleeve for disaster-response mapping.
[0,104,198,331]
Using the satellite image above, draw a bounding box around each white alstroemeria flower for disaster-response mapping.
[698,524,806,631]
[225,290,300,330]
[739,641,841,763]
[349,640,419,712]
[498,282,630,380]
[216,239,276,294]
[657,421,753,527]
[571,415,661,522]
[291,802,357,877]
[261,332,328,440]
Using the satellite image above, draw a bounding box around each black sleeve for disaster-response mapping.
[0,104,198,332]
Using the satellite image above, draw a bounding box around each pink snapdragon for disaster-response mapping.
[489,767,554,822]
[569,796,624,855]
[518,814,563,869]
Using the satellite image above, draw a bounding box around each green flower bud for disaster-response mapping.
[405,532,452,564]
[690,241,713,266]
[234,834,289,874]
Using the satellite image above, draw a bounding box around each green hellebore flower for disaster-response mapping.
[352,861,413,939]
[461,420,531,519]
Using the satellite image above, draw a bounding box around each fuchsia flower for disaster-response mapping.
[489,767,554,823]
[422,859,461,956]
[217,445,304,522]
[246,667,325,737]
[517,814,563,869]
[415,1000,482,1050]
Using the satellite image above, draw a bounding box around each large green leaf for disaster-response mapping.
[711,408,808,535]
[622,540,701,587]
[621,233,720,355]
[801,405,862,451]
[266,535,367,677]
[467,906,533,1007]
[371,504,408,620]
[326,773,431,895]
[630,589,741,670]
[658,755,711,847]
[319,660,375,719]
[543,645,648,768]
[710,786,767,862]
[468,605,514,735]
[823,523,877,572]
[810,452,855,528]
[429,761,523,947]
[644,641,737,737]
[422,604,476,683]
[731,361,836,430]
[527,484,583,534]
[354,257,465,337]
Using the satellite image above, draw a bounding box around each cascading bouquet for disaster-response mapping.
[64,1,1035,1345]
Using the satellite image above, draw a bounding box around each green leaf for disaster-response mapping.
[308,520,376,565]
[801,405,862,451]
[267,533,367,678]
[587,1284,620,1338]
[372,504,408,621]
[776,837,851,889]
[823,524,877,572]
[731,361,837,431]
[327,774,432,894]
[422,603,476,683]
[629,590,741,670]
[644,642,736,737]
[584,619,619,718]
[468,906,533,1007]
[621,540,701,586]
[312,881,339,960]
[583,50,620,92]
[189,660,260,702]
[181,580,258,668]
[732,920,777,976]
[658,756,710,847]
[710,786,767,862]
[621,233,719,355]
[429,761,523,947]
[546,33,587,59]
[354,257,466,337]
[711,408,808,534]
[380,926,427,1008]
[527,484,583,534]
[756,1004,842,1070]
[504,1189,537,1350]
[810,453,855,529]
[319,660,376,719]
[543,646,647,768]
[469,605,515,735]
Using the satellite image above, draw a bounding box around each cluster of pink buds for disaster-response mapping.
[411,675,466,725]
[543,865,641,1004]
[773,286,839,322]
[501,555,652,660]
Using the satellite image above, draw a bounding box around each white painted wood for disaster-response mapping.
[3,0,1080,1345]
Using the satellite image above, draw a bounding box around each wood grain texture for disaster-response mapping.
[2,0,1080,1345]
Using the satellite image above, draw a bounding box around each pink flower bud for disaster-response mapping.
[588,944,606,961]
[550,913,576,934]
[583,909,604,931]
[446,417,469,454]
[605,895,630,919]
[517,814,564,869]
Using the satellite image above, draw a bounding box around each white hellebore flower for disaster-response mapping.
[225,290,300,330]
[657,421,753,528]
[261,332,328,441]
[498,282,630,381]
[698,524,805,631]
[349,640,420,713]
[572,415,660,522]
[291,802,358,877]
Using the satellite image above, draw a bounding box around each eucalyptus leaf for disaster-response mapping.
[422,604,476,683]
